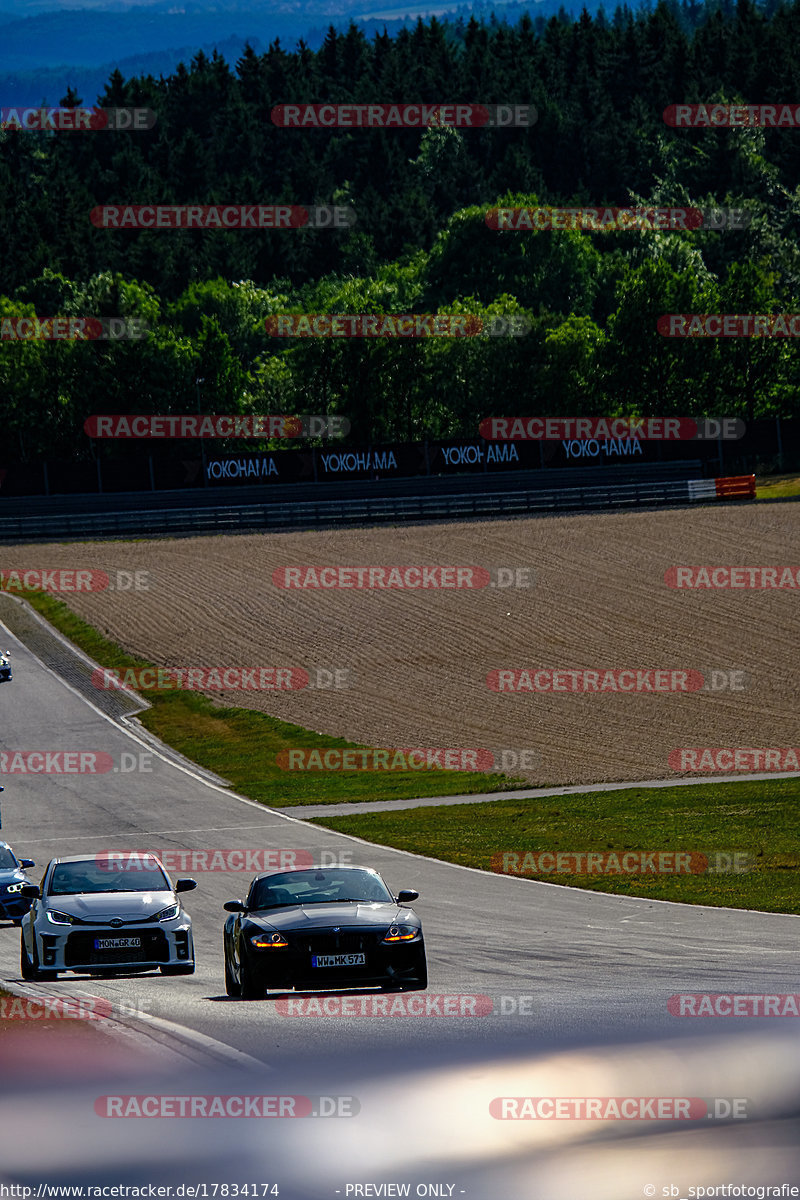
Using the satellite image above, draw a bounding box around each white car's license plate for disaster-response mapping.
[311,953,365,968]
[94,937,141,950]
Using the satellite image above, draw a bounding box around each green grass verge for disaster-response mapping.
[756,474,800,499]
[312,778,800,912]
[18,591,526,807]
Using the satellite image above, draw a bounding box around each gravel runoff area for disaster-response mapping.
[2,501,798,788]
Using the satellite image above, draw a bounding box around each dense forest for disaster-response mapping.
[2,0,800,464]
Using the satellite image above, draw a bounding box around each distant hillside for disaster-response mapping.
[0,0,629,105]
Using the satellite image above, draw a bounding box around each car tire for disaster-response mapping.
[403,955,428,991]
[224,946,241,997]
[20,934,35,980]
[239,948,263,1000]
[160,963,195,975]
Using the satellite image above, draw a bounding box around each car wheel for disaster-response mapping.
[21,934,56,981]
[224,946,241,997]
[239,948,263,1000]
[160,963,195,975]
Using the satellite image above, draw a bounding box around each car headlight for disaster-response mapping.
[5,882,24,894]
[46,909,76,925]
[250,932,288,949]
[382,924,419,943]
[155,903,180,922]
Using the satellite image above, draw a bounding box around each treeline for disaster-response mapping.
[2,0,800,294]
[1,230,797,465]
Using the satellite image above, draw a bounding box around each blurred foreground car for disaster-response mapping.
[1,1027,799,1198]
[223,864,427,998]
[20,853,196,979]
[0,840,35,924]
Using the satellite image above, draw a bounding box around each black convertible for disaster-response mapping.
[223,865,427,999]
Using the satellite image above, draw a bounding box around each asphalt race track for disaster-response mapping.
[2,618,800,1198]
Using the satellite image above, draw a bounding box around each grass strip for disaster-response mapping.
[756,474,800,499]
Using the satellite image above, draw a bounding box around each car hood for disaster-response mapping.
[45,891,176,920]
[247,903,416,930]
[0,870,27,885]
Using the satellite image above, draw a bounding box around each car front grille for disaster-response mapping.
[64,929,169,966]
[300,931,378,955]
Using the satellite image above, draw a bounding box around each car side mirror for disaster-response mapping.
[19,859,35,869]
[396,889,419,903]
[20,883,40,899]
[223,899,247,913]
[175,878,197,893]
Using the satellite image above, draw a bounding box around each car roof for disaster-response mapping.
[250,865,381,884]
[46,853,165,866]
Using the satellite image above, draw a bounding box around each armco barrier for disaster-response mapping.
[0,474,753,542]
[715,474,757,499]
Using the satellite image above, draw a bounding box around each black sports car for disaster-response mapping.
[223,865,427,999]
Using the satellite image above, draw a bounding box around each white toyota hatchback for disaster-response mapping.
[20,853,196,979]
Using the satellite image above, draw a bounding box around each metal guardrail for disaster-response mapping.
[0,477,710,541]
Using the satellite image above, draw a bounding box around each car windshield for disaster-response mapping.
[249,868,392,910]
[48,859,171,895]
[0,847,18,870]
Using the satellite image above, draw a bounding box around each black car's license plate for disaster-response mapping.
[311,952,366,968]
[94,937,141,950]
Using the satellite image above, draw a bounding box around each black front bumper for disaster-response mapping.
[248,929,425,989]
[0,895,31,920]
[63,928,170,968]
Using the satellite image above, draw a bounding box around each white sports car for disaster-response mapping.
[20,853,196,979]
